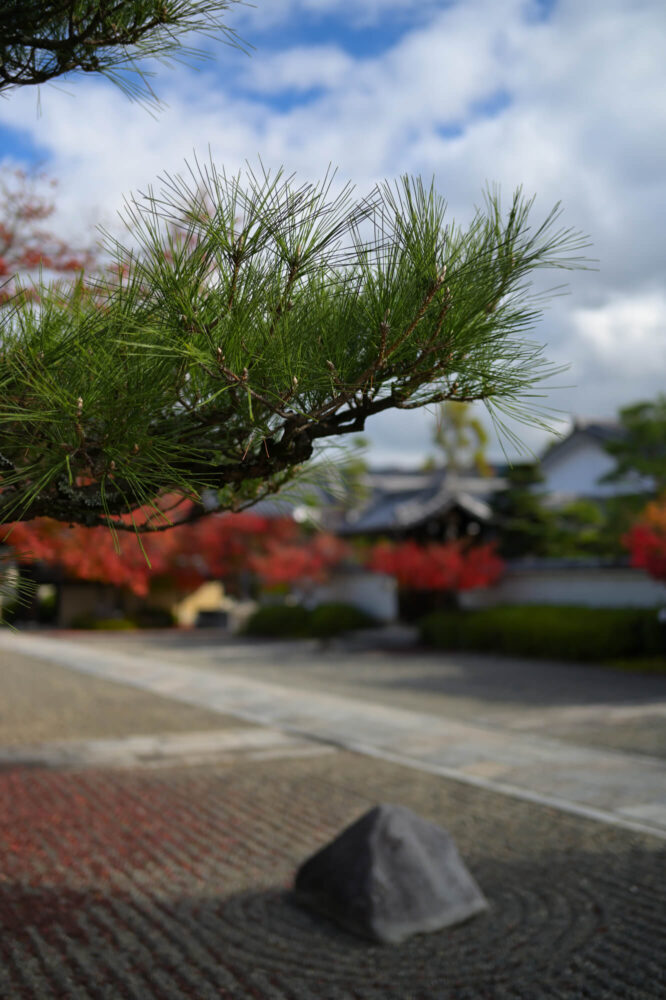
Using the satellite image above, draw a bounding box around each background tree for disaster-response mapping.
[593,396,666,559]
[2,505,348,601]
[623,495,666,584]
[551,497,608,557]
[492,461,625,560]
[0,0,244,106]
[0,167,588,532]
[551,395,666,560]
[0,165,96,305]
[423,400,492,476]
[603,395,666,495]
[491,462,556,558]
[367,539,503,592]
[491,395,666,562]
[249,530,349,592]
[367,538,503,620]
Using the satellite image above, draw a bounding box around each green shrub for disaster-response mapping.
[419,605,662,662]
[132,606,176,628]
[36,590,58,624]
[243,603,312,638]
[308,602,377,638]
[607,656,666,673]
[70,614,137,631]
[0,599,18,626]
[243,601,378,639]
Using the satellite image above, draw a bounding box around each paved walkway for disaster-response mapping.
[58,627,666,757]
[2,631,665,839]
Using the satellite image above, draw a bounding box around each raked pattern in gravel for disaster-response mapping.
[1,751,665,1000]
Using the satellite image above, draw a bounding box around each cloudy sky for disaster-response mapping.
[1,0,664,466]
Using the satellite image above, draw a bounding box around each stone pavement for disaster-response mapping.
[2,631,665,839]
[81,627,666,758]
[1,632,665,999]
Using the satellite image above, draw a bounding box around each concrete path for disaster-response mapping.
[2,631,665,840]
[63,627,666,757]
[0,725,335,771]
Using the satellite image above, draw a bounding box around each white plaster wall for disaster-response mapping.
[298,571,398,622]
[460,566,666,610]
[540,438,629,498]
[172,581,228,627]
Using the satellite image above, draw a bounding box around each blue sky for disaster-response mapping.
[1,0,664,466]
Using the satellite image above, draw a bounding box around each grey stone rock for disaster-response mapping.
[294,803,488,944]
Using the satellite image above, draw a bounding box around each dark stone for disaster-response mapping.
[294,803,488,944]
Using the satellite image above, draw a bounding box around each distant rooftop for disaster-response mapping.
[571,417,623,441]
[540,418,624,464]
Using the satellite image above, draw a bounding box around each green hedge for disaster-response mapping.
[243,602,377,639]
[69,608,176,630]
[132,606,177,629]
[308,602,377,638]
[69,615,138,631]
[419,605,663,662]
[243,604,312,638]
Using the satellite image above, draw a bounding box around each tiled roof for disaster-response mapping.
[540,419,624,464]
[340,469,503,534]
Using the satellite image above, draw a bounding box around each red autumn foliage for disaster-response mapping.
[3,516,166,596]
[1,503,348,597]
[250,532,349,588]
[0,167,96,304]
[366,539,503,591]
[623,496,666,582]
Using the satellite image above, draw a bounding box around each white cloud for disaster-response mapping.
[241,45,354,92]
[572,291,666,379]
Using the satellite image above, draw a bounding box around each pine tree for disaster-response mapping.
[0,4,589,534]
[0,0,244,105]
[0,165,588,531]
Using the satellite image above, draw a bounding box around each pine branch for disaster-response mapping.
[0,162,590,528]
[0,0,247,106]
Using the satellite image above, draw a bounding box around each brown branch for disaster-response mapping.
[382,267,448,359]
[351,269,448,392]
[226,234,245,310]
[210,355,295,419]
[0,372,474,527]
[267,254,300,339]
